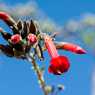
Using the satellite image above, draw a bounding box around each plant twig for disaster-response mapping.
[27,56,48,95]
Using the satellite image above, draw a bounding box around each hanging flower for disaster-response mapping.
[44,35,70,75]
[10,34,22,44]
[27,33,37,44]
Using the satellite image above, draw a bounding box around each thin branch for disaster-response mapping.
[27,57,48,95]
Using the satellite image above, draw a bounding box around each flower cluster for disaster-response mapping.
[0,12,86,75]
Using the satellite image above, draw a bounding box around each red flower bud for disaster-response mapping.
[11,34,22,44]
[56,42,86,54]
[27,33,37,44]
[0,12,9,21]
[44,35,70,75]
[62,42,86,54]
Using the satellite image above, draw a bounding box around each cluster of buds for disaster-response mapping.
[0,12,39,59]
[0,12,86,75]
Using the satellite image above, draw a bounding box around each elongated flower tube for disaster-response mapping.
[44,35,70,75]
[55,42,86,54]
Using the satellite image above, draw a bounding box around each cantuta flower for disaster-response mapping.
[55,42,86,54]
[0,11,86,75]
[44,35,70,75]
[0,11,87,95]
[10,34,22,44]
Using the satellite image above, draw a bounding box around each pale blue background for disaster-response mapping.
[0,0,94,95]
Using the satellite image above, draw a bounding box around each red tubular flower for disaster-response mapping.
[10,34,22,44]
[56,42,86,54]
[27,33,37,44]
[62,42,86,54]
[44,35,70,75]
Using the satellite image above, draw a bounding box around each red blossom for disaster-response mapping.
[27,33,37,44]
[48,56,70,75]
[11,34,22,44]
[44,35,70,75]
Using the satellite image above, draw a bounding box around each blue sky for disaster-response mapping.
[0,0,95,95]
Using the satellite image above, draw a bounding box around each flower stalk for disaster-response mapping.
[27,56,48,95]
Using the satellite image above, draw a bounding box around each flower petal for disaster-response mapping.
[48,56,70,75]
